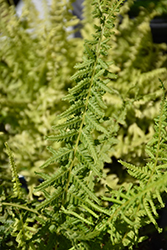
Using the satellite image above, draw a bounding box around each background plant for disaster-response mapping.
[105,0,167,166]
[0,0,83,196]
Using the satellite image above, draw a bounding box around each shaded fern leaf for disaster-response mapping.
[40,147,73,169]
[36,187,63,211]
[35,167,69,192]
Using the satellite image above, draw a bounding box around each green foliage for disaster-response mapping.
[0,0,81,174]
[104,0,167,165]
[1,0,167,249]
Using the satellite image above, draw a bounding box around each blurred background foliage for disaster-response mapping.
[0,0,167,199]
[0,0,167,248]
[0,0,83,198]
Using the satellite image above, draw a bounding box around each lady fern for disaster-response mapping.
[1,0,167,249]
[102,81,167,249]
[4,142,22,199]
[32,0,125,248]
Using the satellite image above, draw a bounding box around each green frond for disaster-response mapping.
[52,117,81,130]
[40,147,73,169]
[68,78,90,95]
[91,89,107,109]
[95,79,118,95]
[88,98,105,117]
[36,186,63,211]
[59,100,85,119]
[85,113,108,134]
[81,129,98,163]
[5,142,22,198]
[71,173,100,204]
[61,206,94,226]
[46,129,78,142]
[35,167,69,191]
[74,59,94,69]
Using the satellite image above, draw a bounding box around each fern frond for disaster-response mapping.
[34,0,127,247]
[68,78,90,95]
[36,186,63,211]
[76,148,102,177]
[91,89,107,109]
[52,117,81,130]
[61,206,94,226]
[85,112,108,134]
[81,129,98,163]
[95,79,118,95]
[88,97,105,117]
[70,173,100,204]
[99,82,167,247]
[46,129,78,142]
[40,147,73,169]
[5,142,22,198]
[59,100,85,119]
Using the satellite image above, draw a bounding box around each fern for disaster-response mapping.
[102,81,167,248]
[32,0,125,247]
[104,0,167,165]
[2,0,167,249]
[0,0,81,175]
[4,142,22,199]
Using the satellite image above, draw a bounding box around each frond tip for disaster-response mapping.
[5,142,22,198]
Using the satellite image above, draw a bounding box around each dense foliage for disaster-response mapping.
[0,0,167,249]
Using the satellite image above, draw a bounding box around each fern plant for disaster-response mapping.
[0,0,82,199]
[1,0,124,248]
[1,0,167,249]
[104,0,167,166]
